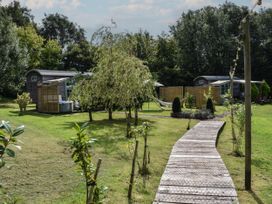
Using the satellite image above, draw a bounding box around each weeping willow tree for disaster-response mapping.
[112,51,154,137]
[93,48,154,137]
[70,78,98,122]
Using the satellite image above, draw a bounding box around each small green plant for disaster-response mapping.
[204,86,213,101]
[0,121,25,203]
[0,120,25,168]
[185,93,194,109]
[131,122,151,176]
[233,104,245,157]
[14,92,32,113]
[206,98,214,114]
[70,122,105,204]
[172,97,181,113]
[251,83,259,102]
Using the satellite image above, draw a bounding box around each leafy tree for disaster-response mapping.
[0,12,28,96]
[63,41,96,72]
[40,39,62,70]
[70,78,98,122]
[40,13,86,48]
[17,25,44,69]
[2,0,34,27]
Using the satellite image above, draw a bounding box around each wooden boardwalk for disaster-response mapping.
[153,121,238,204]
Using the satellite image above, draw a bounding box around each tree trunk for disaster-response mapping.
[108,107,113,120]
[125,110,131,138]
[88,159,102,204]
[142,135,148,175]
[134,108,138,126]
[128,107,132,119]
[88,109,93,122]
[128,140,138,200]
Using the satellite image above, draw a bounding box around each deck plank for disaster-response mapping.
[153,121,239,204]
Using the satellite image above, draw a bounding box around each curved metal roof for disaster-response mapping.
[27,69,92,77]
[194,75,240,82]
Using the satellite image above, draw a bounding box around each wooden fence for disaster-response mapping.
[159,86,221,108]
[37,84,59,113]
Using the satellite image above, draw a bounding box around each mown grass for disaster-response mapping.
[218,104,272,204]
[0,102,196,204]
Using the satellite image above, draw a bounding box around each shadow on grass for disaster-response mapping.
[63,118,154,155]
[8,109,53,118]
[140,109,164,113]
[249,190,264,204]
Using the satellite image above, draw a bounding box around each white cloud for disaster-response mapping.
[1,0,81,10]
[111,0,155,13]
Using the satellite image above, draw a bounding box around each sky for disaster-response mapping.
[1,0,272,38]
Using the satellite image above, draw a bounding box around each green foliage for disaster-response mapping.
[40,13,86,48]
[0,13,28,96]
[206,98,214,114]
[70,122,105,204]
[0,120,25,168]
[260,80,271,99]
[14,92,32,112]
[185,93,194,109]
[3,1,34,27]
[40,39,62,70]
[17,25,44,69]
[172,97,181,113]
[64,40,96,72]
[131,122,151,176]
[251,83,260,102]
[233,104,245,156]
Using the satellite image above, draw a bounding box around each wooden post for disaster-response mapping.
[128,140,139,199]
[242,16,252,191]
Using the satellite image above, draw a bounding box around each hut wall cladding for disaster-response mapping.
[37,85,59,113]
[160,86,220,108]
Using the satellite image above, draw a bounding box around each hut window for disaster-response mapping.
[31,75,38,82]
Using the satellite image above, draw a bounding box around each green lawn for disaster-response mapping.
[0,102,196,204]
[218,104,272,203]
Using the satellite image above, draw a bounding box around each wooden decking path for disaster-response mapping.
[153,121,238,204]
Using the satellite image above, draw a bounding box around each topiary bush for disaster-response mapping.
[260,80,271,100]
[251,84,259,102]
[206,98,214,114]
[172,97,181,114]
[15,92,32,113]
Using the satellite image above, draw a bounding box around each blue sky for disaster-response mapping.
[2,0,272,38]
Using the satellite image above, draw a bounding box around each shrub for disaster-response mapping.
[185,93,195,109]
[206,98,214,114]
[15,92,32,112]
[172,97,181,113]
[260,80,270,99]
[251,84,259,102]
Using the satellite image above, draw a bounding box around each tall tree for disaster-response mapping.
[40,13,86,48]
[0,11,28,96]
[63,41,96,72]
[2,0,34,27]
[17,25,44,69]
[40,39,62,70]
